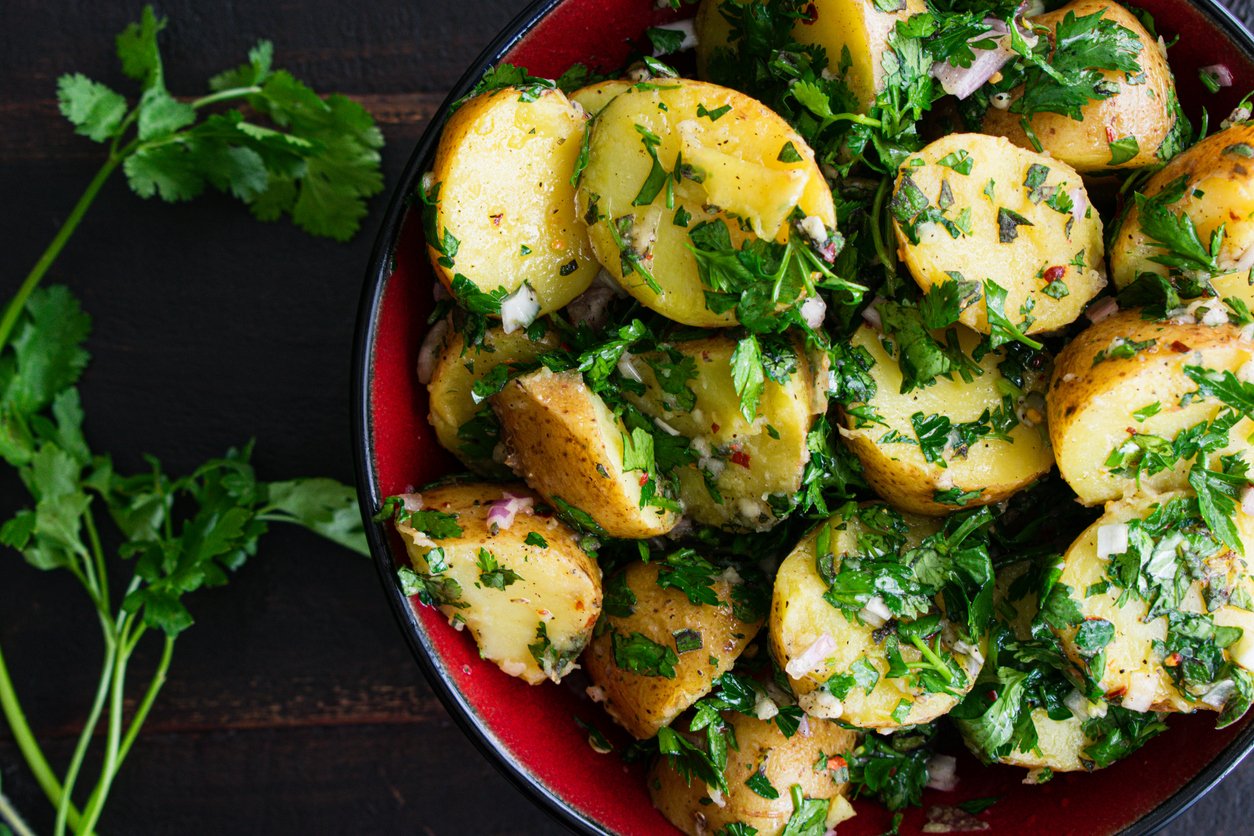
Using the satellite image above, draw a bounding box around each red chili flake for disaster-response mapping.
[818,238,840,263]
[1105,125,1116,143]
[986,689,998,701]
[639,473,650,486]
[490,213,504,226]
[1105,686,1127,699]
[711,423,721,434]
[730,450,751,468]
[1171,340,1191,353]
[1164,652,1182,667]
[802,2,818,24]
[1043,265,1066,283]
[828,755,848,772]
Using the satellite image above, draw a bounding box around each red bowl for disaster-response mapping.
[353,2,1254,833]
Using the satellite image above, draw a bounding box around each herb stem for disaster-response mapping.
[0,152,124,354]
[0,788,38,836]
[54,633,118,836]
[76,614,135,836]
[116,633,174,765]
[82,507,110,613]
[870,176,895,275]
[0,645,85,831]
[190,85,262,109]
[908,634,956,685]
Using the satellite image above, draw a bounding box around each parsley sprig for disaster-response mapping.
[0,9,376,835]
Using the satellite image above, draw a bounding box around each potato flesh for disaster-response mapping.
[840,323,1054,516]
[493,367,678,538]
[982,0,1179,172]
[582,561,761,739]
[625,336,818,531]
[429,87,598,314]
[648,712,856,836]
[769,508,982,729]
[426,326,558,474]
[1111,124,1254,290]
[577,78,836,327]
[568,80,632,117]
[893,133,1106,336]
[394,483,601,685]
[1047,310,1254,506]
[1056,492,1254,713]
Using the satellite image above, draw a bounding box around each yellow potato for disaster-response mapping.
[695,0,925,112]
[427,86,598,316]
[769,504,984,730]
[576,78,836,327]
[392,482,601,685]
[649,712,857,836]
[892,133,1106,336]
[839,322,1054,516]
[493,367,679,538]
[1053,492,1254,714]
[425,325,558,475]
[582,560,763,739]
[1047,309,1254,506]
[625,335,821,531]
[1111,123,1254,291]
[569,79,633,117]
[982,0,1181,172]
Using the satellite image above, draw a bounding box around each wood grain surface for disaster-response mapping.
[0,1,1251,834]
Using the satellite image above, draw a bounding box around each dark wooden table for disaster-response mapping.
[1,1,1251,834]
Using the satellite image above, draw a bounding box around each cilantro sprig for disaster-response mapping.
[0,8,376,834]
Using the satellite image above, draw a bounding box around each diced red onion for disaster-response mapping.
[706,785,726,808]
[860,596,892,628]
[801,295,828,330]
[1070,187,1088,226]
[617,352,643,383]
[786,633,837,678]
[402,494,425,513]
[651,19,698,55]
[1203,64,1235,87]
[1085,297,1120,325]
[861,300,884,331]
[754,691,780,721]
[1202,305,1230,327]
[416,318,450,385]
[487,492,534,530]
[1121,671,1157,712]
[798,713,812,738]
[926,755,959,792]
[500,283,540,334]
[1097,523,1129,558]
[931,32,1014,100]
[1242,485,1254,515]
[1233,246,1254,273]
[1202,679,1236,708]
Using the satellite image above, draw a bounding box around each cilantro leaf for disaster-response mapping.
[57,75,129,142]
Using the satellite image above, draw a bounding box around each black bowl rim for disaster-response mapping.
[351,2,1254,834]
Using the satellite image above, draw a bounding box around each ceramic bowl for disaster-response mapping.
[353,2,1254,832]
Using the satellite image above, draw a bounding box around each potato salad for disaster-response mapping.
[378,0,1254,832]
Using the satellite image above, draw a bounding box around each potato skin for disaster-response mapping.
[428,86,598,315]
[648,712,856,836]
[576,78,835,327]
[493,367,679,538]
[696,0,925,111]
[1047,309,1254,506]
[394,483,601,685]
[982,0,1180,172]
[626,335,820,531]
[893,133,1106,336]
[426,326,558,475]
[583,561,762,739]
[568,80,632,117]
[769,506,983,729]
[1053,492,1254,714]
[1110,123,1254,290]
[840,323,1054,516]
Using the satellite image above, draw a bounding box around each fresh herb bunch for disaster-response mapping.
[0,8,378,835]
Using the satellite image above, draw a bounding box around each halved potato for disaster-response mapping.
[582,559,763,739]
[649,711,857,836]
[839,322,1054,516]
[428,85,598,316]
[625,335,821,530]
[1047,309,1254,506]
[1111,123,1254,291]
[493,367,679,538]
[426,325,558,475]
[1053,491,1254,714]
[569,79,633,117]
[576,78,836,327]
[892,133,1106,336]
[769,504,984,730]
[392,482,601,685]
[982,0,1181,172]
[695,0,926,112]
